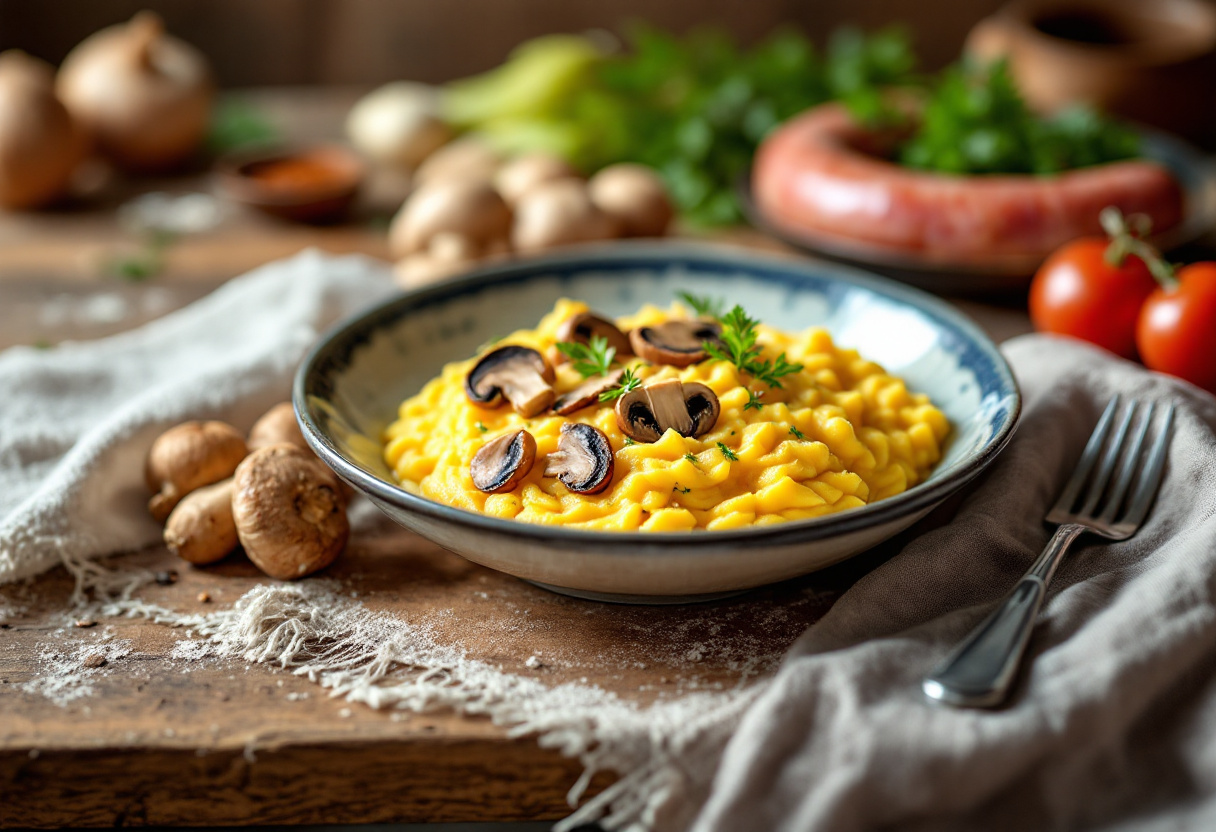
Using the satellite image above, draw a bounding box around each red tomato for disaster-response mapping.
[1136,262,1216,394]
[1029,238,1159,359]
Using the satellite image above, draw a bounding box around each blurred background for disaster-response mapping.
[0,0,999,84]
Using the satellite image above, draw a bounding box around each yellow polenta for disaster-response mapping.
[384,299,949,532]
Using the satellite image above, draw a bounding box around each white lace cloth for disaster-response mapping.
[3,251,1214,831]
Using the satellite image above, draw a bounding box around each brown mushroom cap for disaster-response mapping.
[551,368,625,415]
[544,423,614,494]
[248,402,309,452]
[471,429,537,493]
[145,421,248,522]
[629,320,722,368]
[465,345,556,418]
[554,311,632,363]
[510,178,618,253]
[494,153,579,205]
[232,445,349,580]
[389,176,511,259]
[614,379,720,443]
[587,163,674,238]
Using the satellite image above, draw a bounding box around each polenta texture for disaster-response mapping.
[384,299,949,532]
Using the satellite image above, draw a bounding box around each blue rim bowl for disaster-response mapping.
[295,242,1021,603]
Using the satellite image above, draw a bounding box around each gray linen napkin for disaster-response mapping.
[691,335,1216,832]
[0,250,395,586]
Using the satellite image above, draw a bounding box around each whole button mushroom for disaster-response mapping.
[511,178,618,253]
[544,423,614,494]
[465,345,556,417]
[248,402,309,452]
[629,320,722,368]
[588,163,674,238]
[471,429,537,493]
[494,153,578,205]
[145,421,248,522]
[164,478,237,565]
[614,379,720,443]
[232,445,349,580]
[551,368,624,416]
[389,176,511,260]
[414,136,501,186]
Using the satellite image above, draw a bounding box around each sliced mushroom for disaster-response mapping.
[629,320,722,367]
[614,379,720,443]
[471,429,537,493]
[551,368,624,415]
[554,311,632,363]
[465,345,556,417]
[544,423,614,494]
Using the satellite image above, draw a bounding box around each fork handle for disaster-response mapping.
[922,524,1086,708]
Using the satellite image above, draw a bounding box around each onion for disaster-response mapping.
[57,11,214,172]
[0,51,86,209]
[346,81,452,170]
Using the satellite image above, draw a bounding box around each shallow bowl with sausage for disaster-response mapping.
[749,103,1215,290]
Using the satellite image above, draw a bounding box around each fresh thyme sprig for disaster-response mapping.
[677,291,724,320]
[683,453,700,465]
[557,334,616,379]
[703,305,803,388]
[789,425,806,440]
[598,366,643,402]
[717,442,739,461]
[743,389,765,411]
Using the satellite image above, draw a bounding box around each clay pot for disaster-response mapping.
[967,0,1216,148]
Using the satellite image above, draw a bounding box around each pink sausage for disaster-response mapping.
[753,104,1184,264]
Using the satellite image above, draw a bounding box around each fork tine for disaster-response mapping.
[1077,398,1136,517]
[1052,395,1121,516]
[1098,401,1154,524]
[1120,403,1175,530]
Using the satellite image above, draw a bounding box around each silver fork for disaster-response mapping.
[923,395,1175,708]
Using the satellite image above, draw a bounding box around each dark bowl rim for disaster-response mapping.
[294,241,1022,548]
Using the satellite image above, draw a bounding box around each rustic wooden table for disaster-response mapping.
[0,89,1035,828]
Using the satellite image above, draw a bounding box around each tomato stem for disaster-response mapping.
[1100,206,1178,290]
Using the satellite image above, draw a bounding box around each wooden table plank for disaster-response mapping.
[1,526,843,826]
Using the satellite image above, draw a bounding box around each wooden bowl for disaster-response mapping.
[215,144,365,224]
[967,0,1216,148]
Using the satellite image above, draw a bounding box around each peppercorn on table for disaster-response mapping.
[0,88,1037,828]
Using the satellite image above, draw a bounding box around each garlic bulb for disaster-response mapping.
[346,82,452,170]
[57,11,214,172]
[0,51,86,209]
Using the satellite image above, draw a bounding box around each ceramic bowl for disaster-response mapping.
[295,243,1021,603]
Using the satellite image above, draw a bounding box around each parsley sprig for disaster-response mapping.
[599,366,643,402]
[557,334,616,379]
[744,389,765,411]
[678,291,724,320]
[703,305,803,388]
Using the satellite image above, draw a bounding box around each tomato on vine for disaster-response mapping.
[1137,262,1216,394]
[1029,208,1166,359]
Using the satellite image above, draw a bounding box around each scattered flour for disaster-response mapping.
[20,638,132,706]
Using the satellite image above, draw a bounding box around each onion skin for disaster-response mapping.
[0,51,86,209]
[57,11,214,172]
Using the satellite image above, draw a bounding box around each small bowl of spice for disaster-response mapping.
[215,144,365,223]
